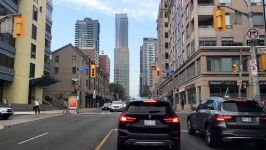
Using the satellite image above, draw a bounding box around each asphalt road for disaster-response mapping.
[0,111,264,150]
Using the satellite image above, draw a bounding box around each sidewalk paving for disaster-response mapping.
[0,108,100,130]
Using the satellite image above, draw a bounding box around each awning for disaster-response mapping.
[30,75,59,87]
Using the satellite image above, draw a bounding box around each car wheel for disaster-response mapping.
[254,141,266,150]
[2,116,9,120]
[205,125,219,148]
[117,139,126,150]
[110,110,113,112]
[187,119,196,135]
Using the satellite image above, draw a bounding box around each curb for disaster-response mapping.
[0,125,3,130]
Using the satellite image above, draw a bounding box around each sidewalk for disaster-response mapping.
[0,108,100,130]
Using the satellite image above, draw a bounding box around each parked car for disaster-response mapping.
[117,99,180,150]
[109,101,124,112]
[101,103,111,110]
[0,104,13,120]
[187,97,266,148]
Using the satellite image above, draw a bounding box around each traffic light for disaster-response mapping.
[232,64,238,74]
[213,7,226,32]
[156,67,161,76]
[259,55,266,71]
[90,64,96,78]
[13,16,25,38]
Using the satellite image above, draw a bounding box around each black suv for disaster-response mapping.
[187,97,266,148]
[117,99,180,150]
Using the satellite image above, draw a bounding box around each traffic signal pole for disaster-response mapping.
[216,0,261,101]
[246,1,261,102]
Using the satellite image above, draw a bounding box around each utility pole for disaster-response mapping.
[216,0,261,102]
[246,0,261,102]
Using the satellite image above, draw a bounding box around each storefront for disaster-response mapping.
[260,81,266,100]
[209,81,247,98]
[186,84,196,104]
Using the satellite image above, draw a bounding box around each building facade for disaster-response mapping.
[139,38,158,95]
[0,0,55,104]
[99,55,110,78]
[44,44,110,108]
[114,13,129,97]
[157,0,266,110]
[75,17,100,66]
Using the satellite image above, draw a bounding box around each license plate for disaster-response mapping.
[144,120,155,126]
[241,117,252,123]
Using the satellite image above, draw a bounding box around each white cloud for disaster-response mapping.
[55,0,160,20]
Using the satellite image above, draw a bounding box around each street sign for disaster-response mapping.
[247,39,260,46]
[162,70,175,74]
[249,59,257,67]
[250,66,258,76]
[76,67,89,72]
[246,28,259,40]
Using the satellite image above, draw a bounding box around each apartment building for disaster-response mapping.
[139,38,158,96]
[44,44,110,108]
[157,0,266,110]
[0,0,55,104]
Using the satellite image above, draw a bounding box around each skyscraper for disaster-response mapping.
[114,13,129,97]
[139,38,158,95]
[75,17,100,66]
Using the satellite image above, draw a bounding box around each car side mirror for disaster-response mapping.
[191,107,196,111]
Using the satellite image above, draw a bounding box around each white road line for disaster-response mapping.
[18,132,48,145]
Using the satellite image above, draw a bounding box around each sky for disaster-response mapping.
[51,0,160,97]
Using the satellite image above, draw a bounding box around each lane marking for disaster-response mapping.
[18,132,48,145]
[95,129,115,150]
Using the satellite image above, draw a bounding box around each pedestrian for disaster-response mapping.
[63,99,69,114]
[181,99,184,110]
[34,98,40,115]
[262,100,266,113]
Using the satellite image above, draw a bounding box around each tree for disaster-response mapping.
[109,83,126,100]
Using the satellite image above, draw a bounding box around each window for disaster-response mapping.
[185,5,189,17]
[55,56,59,63]
[199,37,216,46]
[29,63,35,78]
[31,43,36,59]
[54,67,59,74]
[0,54,14,69]
[252,13,264,27]
[33,6,38,21]
[219,0,231,6]
[182,32,185,45]
[165,42,169,49]
[225,14,232,28]
[72,67,77,74]
[207,57,248,72]
[191,40,195,54]
[221,37,234,46]
[32,24,37,40]
[165,53,169,59]
[165,32,168,38]
[251,0,262,5]
[72,55,76,63]
[235,12,242,25]
[164,22,168,27]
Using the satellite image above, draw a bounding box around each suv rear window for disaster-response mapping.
[223,101,262,112]
[127,102,173,115]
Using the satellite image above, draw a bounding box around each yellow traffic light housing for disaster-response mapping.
[156,68,161,76]
[90,64,96,78]
[213,7,226,32]
[259,55,266,71]
[232,64,238,74]
[13,16,25,38]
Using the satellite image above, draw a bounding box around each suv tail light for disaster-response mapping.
[216,115,232,122]
[259,115,266,121]
[164,116,180,124]
[143,100,157,104]
[119,114,136,123]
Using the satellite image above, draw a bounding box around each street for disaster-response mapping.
[0,111,262,150]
